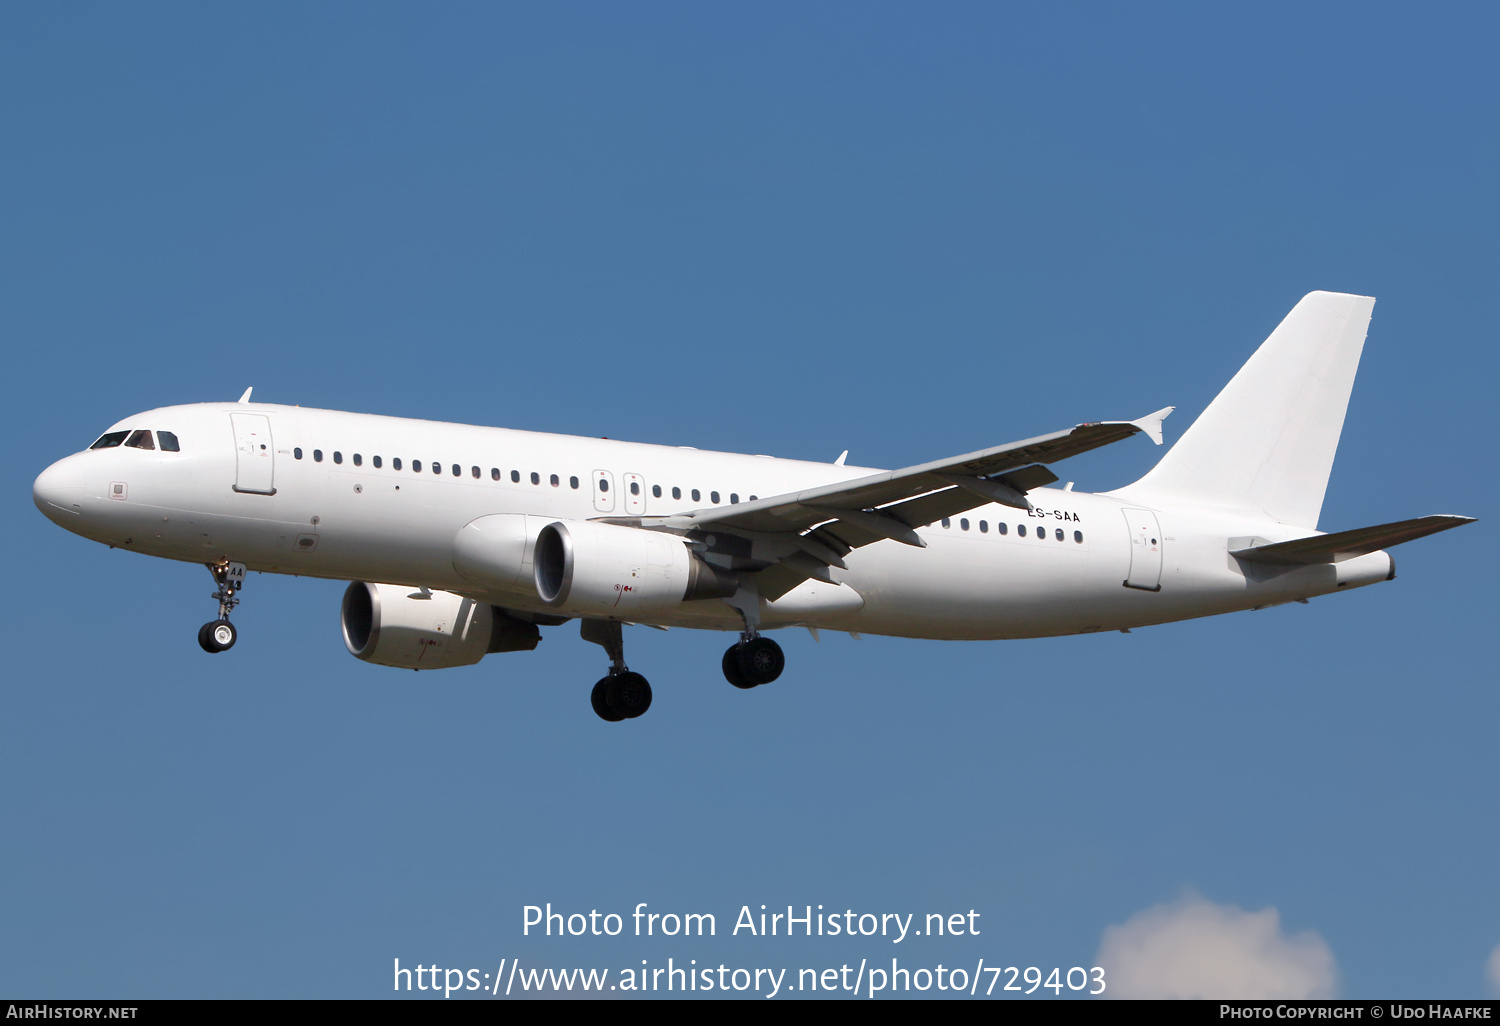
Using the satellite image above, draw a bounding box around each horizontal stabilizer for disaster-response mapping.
[1231,515,1475,566]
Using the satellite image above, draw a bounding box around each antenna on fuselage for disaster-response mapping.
[237,387,254,404]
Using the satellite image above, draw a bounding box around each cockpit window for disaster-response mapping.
[125,429,155,450]
[157,431,181,452]
[90,431,128,449]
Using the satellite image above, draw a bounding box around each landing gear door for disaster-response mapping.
[592,470,615,513]
[230,413,276,495]
[1122,508,1163,591]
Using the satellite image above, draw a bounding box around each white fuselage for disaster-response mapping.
[32,401,1394,641]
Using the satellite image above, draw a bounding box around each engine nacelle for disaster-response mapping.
[533,520,737,617]
[452,513,554,593]
[341,582,540,670]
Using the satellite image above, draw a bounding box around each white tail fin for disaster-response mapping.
[1117,291,1374,529]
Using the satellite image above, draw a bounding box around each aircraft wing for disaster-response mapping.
[601,408,1172,598]
[644,408,1171,538]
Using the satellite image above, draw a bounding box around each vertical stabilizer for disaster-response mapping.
[1117,291,1374,529]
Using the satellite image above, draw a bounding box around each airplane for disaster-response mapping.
[32,291,1474,721]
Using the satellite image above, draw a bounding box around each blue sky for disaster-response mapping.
[3,2,1495,999]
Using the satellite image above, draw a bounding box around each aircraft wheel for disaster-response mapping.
[723,645,757,689]
[199,619,236,653]
[606,671,653,719]
[736,637,784,686]
[591,677,626,722]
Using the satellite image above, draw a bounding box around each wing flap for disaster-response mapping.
[1230,515,1475,565]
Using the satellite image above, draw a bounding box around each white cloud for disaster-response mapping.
[1096,892,1337,999]
[1485,942,1500,995]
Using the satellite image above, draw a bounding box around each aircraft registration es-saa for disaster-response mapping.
[33,292,1473,721]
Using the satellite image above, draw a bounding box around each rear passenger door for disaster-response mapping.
[1122,508,1162,591]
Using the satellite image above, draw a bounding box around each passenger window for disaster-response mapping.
[393,458,403,470]
[531,472,540,485]
[294,447,303,460]
[998,522,1008,535]
[125,429,155,450]
[652,484,661,498]
[334,452,343,464]
[691,489,700,502]
[413,460,421,472]
[373,456,382,468]
[598,478,608,492]
[979,520,988,533]
[1017,524,1025,537]
[157,431,180,452]
[1055,528,1064,541]
[551,474,560,487]
[941,518,951,528]
[960,518,969,531]
[353,454,362,466]
[472,466,481,479]
[749,495,758,501]
[570,476,579,489]
[511,470,520,483]
[491,468,500,481]
[730,493,739,504]
[314,449,324,462]
[452,464,460,477]
[432,462,441,474]
[1074,530,1083,543]
[672,487,681,500]
[629,481,639,495]
[711,491,720,504]
[90,431,128,449]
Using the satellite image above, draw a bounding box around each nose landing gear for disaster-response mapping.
[198,562,245,654]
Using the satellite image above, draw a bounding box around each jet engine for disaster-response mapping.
[341,582,541,670]
[532,520,737,617]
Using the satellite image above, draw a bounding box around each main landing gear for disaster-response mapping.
[722,634,785,689]
[198,561,246,654]
[581,619,652,722]
[720,581,784,689]
[576,611,786,721]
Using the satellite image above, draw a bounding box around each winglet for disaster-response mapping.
[238,387,254,404]
[1131,406,1173,446]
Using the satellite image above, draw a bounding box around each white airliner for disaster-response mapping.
[33,292,1473,721]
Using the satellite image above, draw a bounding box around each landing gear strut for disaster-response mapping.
[198,561,245,654]
[720,581,785,688]
[581,619,652,721]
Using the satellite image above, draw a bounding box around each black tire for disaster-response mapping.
[200,619,236,653]
[723,644,756,689]
[736,637,784,686]
[591,677,626,722]
[606,671,653,719]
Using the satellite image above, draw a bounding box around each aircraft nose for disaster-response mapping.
[33,459,85,523]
